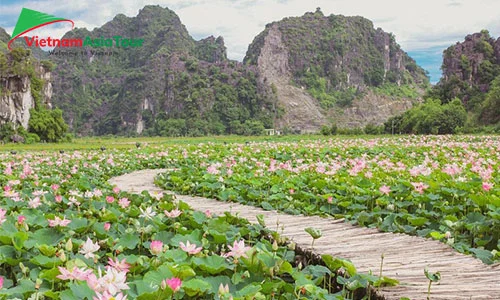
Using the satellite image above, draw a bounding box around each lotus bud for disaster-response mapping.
[65,239,73,252]
[19,262,28,274]
[58,250,66,262]
[218,283,229,295]
[35,278,42,289]
[272,240,278,251]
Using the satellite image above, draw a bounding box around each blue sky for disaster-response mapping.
[2,0,500,83]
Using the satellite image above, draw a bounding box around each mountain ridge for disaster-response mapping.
[2,5,430,135]
[245,8,429,131]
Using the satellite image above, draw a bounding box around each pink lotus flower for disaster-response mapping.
[226,240,251,259]
[379,185,391,196]
[57,266,93,281]
[161,277,182,292]
[94,189,103,197]
[118,198,130,209]
[106,196,115,204]
[411,182,429,194]
[289,189,295,194]
[51,184,60,191]
[150,240,163,255]
[0,276,3,289]
[68,196,80,207]
[4,165,12,175]
[48,216,71,227]
[164,209,182,218]
[3,190,19,198]
[179,241,202,255]
[482,182,493,192]
[28,197,42,208]
[80,238,100,259]
[32,190,47,197]
[17,215,26,225]
[0,209,7,225]
[55,195,63,203]
[149,191,164,200]
[104,223,111,231]
[107,258,130,273]
[8,180,20,186]
[204,209,212,218]
[87,267,129,296]
[139,207,156,219]
[207,165,220,175]
[327,196,333,204]
[113,187,120,194]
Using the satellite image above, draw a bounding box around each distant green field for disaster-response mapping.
[0,135,333,151]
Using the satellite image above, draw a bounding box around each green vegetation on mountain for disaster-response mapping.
[385,98,467,134]
[0,46,69,142]
[0,28,9,52]
[48,5,274,136]
[393,30,500,133]
[3,6,433,137]
[245,9,429,110]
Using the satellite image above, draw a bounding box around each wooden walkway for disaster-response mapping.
[109,169,500,300]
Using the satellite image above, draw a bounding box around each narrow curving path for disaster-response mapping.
[109,169,500,300]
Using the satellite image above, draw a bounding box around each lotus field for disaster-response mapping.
[0,135,498,299]
[157,135,500,264]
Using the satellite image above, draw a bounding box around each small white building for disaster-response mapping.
[265,129,281,136]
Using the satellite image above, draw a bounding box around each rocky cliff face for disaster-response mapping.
[0,27,53,130]
[336,91,414,128]
[0,65,52,129]
[0,75,34,129]
[437,31,500,104]
[430,30,500,125]
[255,24,326,132]
[245,9,428,130]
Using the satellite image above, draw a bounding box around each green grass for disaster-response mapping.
[0,135,333,151]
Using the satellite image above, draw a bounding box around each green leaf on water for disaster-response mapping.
[236,283,262,297]
[0,279,36,296]
[30,254,63,268]
[305,227,322,239]
[424,267,441,282]
[261,202,274,211]
[256,214,266,227]
[12,231,29,251]
[69,282,94,299]
[25,228,64,248]
[407,216,428,227]
[117,232,140,250]
[373,276,399,287]
[182,278,212,297]
[469,248,494,264]
[322,254,357,276]
[192,256,232,275]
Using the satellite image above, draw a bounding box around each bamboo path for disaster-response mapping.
[109,169,500,300]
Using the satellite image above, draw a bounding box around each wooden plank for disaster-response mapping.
[109,169,500,300]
